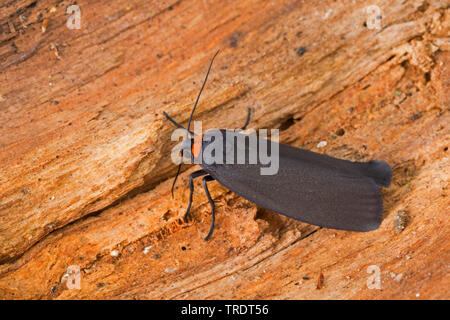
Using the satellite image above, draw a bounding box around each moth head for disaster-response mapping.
[181,134,203,162]
[180,136,194,162]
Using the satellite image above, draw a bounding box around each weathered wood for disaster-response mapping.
[0,0,448,299]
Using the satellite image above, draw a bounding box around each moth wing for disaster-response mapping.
[202,135,385,231]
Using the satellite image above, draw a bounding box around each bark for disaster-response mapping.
[0,0,448,299]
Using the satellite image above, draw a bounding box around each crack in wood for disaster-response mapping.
[168,228,319,299]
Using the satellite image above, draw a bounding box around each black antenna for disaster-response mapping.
[170,50,220,197]
[163,111,194,135]
[186,50,220,132]
[171,162,183,196]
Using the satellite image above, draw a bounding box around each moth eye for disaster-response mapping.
[181,147,192,159]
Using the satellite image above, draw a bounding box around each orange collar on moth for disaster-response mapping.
[192,134,203,158]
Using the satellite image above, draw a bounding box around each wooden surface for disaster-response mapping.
[0,0,448,299]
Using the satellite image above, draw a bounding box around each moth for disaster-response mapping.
[163,51,392,240]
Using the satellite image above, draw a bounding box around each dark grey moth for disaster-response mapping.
[163,51,392,240]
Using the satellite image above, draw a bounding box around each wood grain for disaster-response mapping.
[0,0,448,299]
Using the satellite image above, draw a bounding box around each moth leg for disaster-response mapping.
[239,108,251,131]
[202,175,216,241]
[184,169,208,222]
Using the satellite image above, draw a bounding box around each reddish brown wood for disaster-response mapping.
[0,0,448,299]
